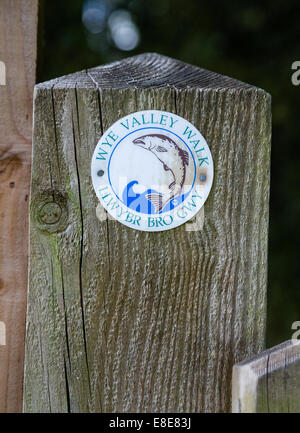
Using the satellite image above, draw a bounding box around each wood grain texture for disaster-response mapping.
[0,0,38,413]
[24,53,271,413]
[232,340,300,412]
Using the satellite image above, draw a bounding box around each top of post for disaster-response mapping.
[36,53,265,92]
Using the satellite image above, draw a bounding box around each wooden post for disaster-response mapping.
[232,340,300,412]
[23,53,271,413]
[0,0,38,413]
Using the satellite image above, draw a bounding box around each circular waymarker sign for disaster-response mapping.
[91,110,214,232]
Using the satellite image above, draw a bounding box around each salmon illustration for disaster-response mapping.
[132,134,190,212]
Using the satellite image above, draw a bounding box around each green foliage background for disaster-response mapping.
[38,0,300,347]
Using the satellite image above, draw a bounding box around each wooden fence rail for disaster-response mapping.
[232,340,300,413]
[23,53,271,413]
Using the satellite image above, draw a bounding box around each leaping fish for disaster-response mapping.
[132,134,189,213]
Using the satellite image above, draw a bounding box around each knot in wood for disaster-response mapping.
[32,191,68,234]
[39,202,62,225]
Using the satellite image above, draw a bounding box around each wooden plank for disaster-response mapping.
[24,53,271,413]
[0,0,38,413]
[232,340,300,412]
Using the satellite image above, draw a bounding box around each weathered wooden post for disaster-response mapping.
[23,53,271,413]
[232,340,300,412]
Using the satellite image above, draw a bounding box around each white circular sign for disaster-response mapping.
[91,110,213,232]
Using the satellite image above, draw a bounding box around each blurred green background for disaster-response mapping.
[38,0,300,347]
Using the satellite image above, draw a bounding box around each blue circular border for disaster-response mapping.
[107,126,197,213]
